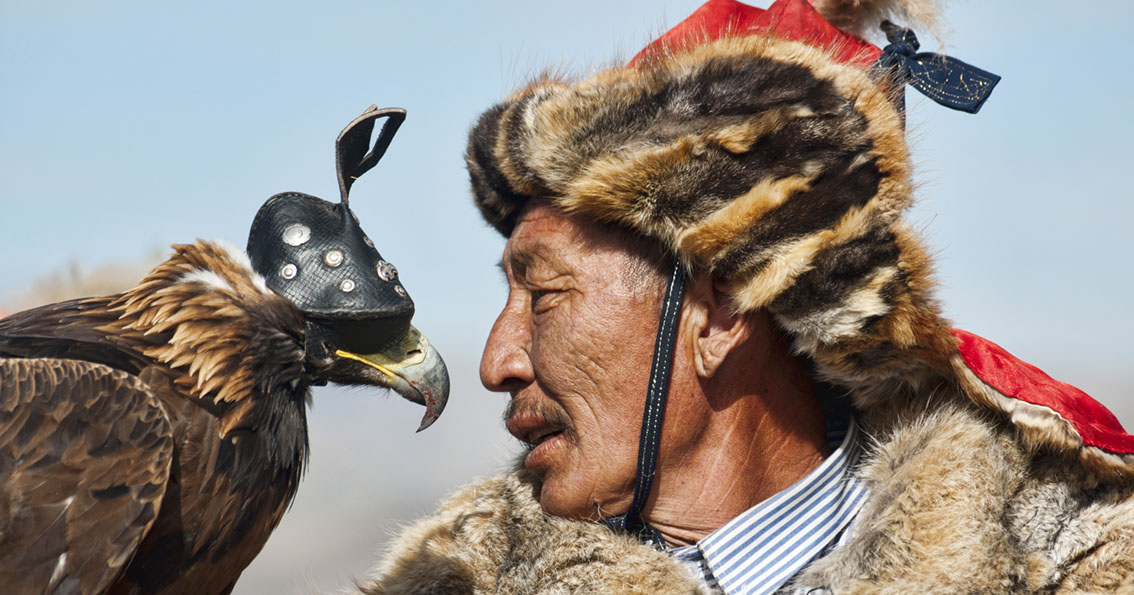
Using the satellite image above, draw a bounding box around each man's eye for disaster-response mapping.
[530,290,554,311]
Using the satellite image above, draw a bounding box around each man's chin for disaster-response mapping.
[537,488,595,521]
[536,477,628,522]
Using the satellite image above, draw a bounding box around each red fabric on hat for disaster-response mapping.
[630,0,882,67]
[953,328,1134,455]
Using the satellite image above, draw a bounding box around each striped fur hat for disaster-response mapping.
[466,0,1134,480]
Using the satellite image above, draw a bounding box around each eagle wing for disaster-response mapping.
[0,297,153,373]
[0,357,173,593]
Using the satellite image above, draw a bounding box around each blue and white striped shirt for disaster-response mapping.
[670,417,868,594]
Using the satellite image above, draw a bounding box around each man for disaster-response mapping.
[364,0,1134,592]
[482,202,838,548]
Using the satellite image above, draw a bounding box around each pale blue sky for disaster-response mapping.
[2,1,1132,592]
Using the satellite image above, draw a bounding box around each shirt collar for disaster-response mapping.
[672,418,868,594]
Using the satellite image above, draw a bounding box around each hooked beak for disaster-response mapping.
[335,325,449,431]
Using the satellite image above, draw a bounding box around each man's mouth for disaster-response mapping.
[525,426,564,448]
[505,398,570,449]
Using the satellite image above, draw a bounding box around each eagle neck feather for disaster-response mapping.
[105,240,310,471]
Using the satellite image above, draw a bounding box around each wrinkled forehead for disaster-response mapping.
[503,203,636,272]
[510,200,587,238]
[502,202,672,300]
[502,203,587,276]
[509,200,650,255]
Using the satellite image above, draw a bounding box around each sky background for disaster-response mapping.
[2,1,1132,593]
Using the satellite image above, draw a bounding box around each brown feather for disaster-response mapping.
[0,358,172,594]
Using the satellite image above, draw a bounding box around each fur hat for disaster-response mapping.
[465,0,1134,479]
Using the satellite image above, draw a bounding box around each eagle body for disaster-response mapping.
[0,241,312,594]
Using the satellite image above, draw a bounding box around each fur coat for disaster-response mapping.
[361,395,1134,594]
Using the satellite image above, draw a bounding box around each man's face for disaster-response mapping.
[480,203,664,520]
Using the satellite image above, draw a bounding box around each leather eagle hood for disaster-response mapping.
[464,0,1134,481]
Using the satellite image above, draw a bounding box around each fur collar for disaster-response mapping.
[363,397,1134,593]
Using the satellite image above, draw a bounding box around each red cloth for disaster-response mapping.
[630,0,882,67]
[953,329,1134,456]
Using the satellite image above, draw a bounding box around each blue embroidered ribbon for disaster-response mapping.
[873,21,1000,115]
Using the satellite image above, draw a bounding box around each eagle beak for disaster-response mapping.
[335,326,449,431]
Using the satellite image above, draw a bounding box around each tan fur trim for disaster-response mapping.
[677,173,816,263]
[492,93,536,196]
[880,222,940,348]
[362,471,711,594]
[1054,490,1134,592]
[559,106,823,244]
[730,189,904,313]
[755,37,915,214]
[779,264,898,352]
[795,398,1131,592]
[525,76,654,194]
[559,137,698,240]
[795,39,914,213]
[801,221,954,399]
[792,401,1039,592]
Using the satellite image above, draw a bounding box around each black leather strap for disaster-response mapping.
[336,106,406,205]
[605,258,685,547]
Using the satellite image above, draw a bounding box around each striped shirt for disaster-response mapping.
[670,417,868,594]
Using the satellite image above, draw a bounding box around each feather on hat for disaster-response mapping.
[466,0,1134,480]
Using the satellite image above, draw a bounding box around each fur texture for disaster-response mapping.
[363,468,710,594]
[792,398,1134,593]
[363,397,1134,593]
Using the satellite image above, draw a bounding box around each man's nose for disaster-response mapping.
[480,299,534,392]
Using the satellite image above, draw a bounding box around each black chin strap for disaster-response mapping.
[604,258,685,548]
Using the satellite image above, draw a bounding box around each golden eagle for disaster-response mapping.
[0,107,448,593]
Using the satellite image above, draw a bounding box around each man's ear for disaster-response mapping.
[683,275,753,379]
